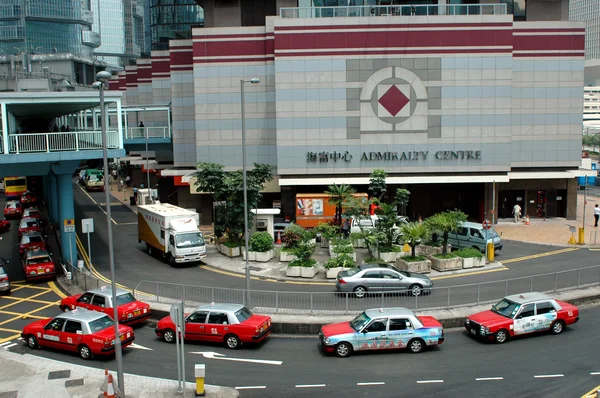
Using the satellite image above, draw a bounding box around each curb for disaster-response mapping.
[502,238,600,249]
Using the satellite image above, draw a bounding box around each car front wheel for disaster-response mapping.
[353,286,367,298]
[163,329,176,343]
[26,335,39,349]
[494,329,509,344]
[409,284,423,296]
[335,342,352,358]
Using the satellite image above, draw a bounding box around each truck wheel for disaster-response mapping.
[168,255,176,267]
[146,244,152,256]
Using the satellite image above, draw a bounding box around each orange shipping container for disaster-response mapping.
[295,193,368,228]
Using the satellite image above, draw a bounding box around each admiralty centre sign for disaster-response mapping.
[306,150,482,163]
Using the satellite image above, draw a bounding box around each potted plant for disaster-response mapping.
[324,254,356,279]
[396,254,432,274]
[220,239,242,257]
[396,222,432,273]
[423,210,467,256]
[429,252,462,272]
[247,231,274,262]
[285,241,318,278]
[350,232,366,248]
[330,238,357,261]
[280,223,305,262]
[315,222,336,248]
[454,247,485,268]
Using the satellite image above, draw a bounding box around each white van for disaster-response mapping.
[447,221,503,253]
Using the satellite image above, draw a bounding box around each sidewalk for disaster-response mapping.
[0,347,238,398]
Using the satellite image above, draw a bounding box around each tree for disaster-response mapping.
[325,183,356,227]
[368,169,387,201]
[194,162,273,245]
[342,196,377,256]
[425,210,468,255]
[399,222,430,258]
[395,188,411,216]
[373,202,399,252]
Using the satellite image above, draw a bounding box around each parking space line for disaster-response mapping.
[0,327,21,333]
[0,296,57,307]
[0,309,47,319]
[2,343,17,349]
[0,334,20,344]
[9,286,25,292]
[10,280,25,284]
[0,300,60,327]
[0,289,56,310]
[8,284,52,291]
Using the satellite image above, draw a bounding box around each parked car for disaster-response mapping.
[18,218,41,238]
[22,249,55,282]
[19,232,47,256]
[447,221,503,253]
[0,258,11,294]
[22,207,42,222]
[20,190,37,207]
[464,292,579,344]
[350,215,409,244]
[155,303,272,349]
[0,219,10,233]
[336,265,433,297]
[4,200,23,219]
[319,307,444,358]
[60,287,151,325]
[21,308,134,360]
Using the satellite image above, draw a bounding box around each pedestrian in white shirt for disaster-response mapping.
[594,204,600,227]
[512,203,522,223]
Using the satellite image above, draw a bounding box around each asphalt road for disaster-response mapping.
[8,304,600,397]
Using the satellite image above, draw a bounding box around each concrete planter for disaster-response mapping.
[377,251,398,263]
[279,250,297,262]
[300,265,318,278]
[254,250,274,262]
[325,266,351,279]
[220,244,241,257]
[416,245,451,256]
[285,265,301,277]
[430,256,463,272]
[396,258,432,274]
[396,251,409,260]
[330,251,357,262]
[462,256,485,269]
[352,238,366,248]
[242,250,256,261]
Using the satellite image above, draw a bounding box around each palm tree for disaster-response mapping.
[400,222,430,258]
[425,210,468,255]
[325,183,356,227]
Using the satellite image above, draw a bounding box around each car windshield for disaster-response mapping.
[29,236,43,243]
[28,256,51,265]
[491,299,521,318]
[398,270,411,277]
[488,229,499,238]
[88,315,115,333]
[349,312,371,332]
[175,232,205,248]
[115,293,137,306]
[234,306,253,322]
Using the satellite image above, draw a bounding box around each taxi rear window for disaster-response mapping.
[234,307,253,323]
[88,315,115,333]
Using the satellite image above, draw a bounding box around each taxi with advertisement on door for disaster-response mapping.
[319,307,444,358]
[4,200,23,219]
[18,217,41,238]
[60,286,151,325]
[464,292,579,344]
[155,303,272,349]
[22,249,55,282]
[21,308,134,360]
[19,232,47,256]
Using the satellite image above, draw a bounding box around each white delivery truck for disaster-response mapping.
[137,203,207,266]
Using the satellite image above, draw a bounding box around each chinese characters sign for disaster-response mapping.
[306,150,481,163]
[306,151,353,163]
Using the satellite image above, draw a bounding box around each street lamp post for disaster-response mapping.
[241,77,260,305]
[94,71,125,395]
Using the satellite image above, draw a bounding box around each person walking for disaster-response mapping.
[594,204,600,227]
[341,218,350,238]
[512,202,522,223]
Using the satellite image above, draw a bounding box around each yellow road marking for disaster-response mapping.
[199,264,335,286]
[48,281,67,299]
[0,289,55,310]
[582,385,600,398]
[9,286,25,292]
[0,327,21,333]
[502,247,579,264]
[0,334,20,344]
[590,249,600,252]
[75,234,129,290]
[10,280,25,284]
[8,284,52,291]
[77,185,117,225]
[0,300,59,327]
[430,267,508,281]
[0,296,57,306]
[0,310,47,319]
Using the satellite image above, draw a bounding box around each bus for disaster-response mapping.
[5,176,27,199]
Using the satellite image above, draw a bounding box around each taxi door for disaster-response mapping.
[386,318,415,349]
[41,318,66,349]
[74,292,94,310]
[62,320,83,353]
[357,319,389,351]
[205,311,231,343]
[184,311,209,341]
[513,303,538,335]
[89,294,108,315]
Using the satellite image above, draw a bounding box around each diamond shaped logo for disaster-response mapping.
[378,85,410,117]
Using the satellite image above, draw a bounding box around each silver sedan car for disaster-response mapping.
[336,265,433,297]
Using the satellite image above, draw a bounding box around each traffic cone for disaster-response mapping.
[105,373,116,398]
[524,215,530,225]
[276,231,282,245]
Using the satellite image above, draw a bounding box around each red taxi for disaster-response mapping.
[60,287,151,325]
[464,292,579,344]
[22,249,55,282]
[18,218,41,238]
[20,190,37,207]
[0,219,10,233]
[156,303,272,349]
[22,207,42,222]
[19,232,46,255]
[4,201,23,219]
[22,308,134,360]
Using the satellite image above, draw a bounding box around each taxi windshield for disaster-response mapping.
[175,232,205,248]
[350,312,371,332]
[88,315,115,333]
[491,299,521,318]
[27,256,51,265]
[115,293,136,306]
[234,306,253,322]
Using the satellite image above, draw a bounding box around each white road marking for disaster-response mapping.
[129,343,152,351]
[0,341,12,347]
[590,372,600,375]
[476,377,504,381]
[190,351,283,365]
[534,374,564,379]
[357,382,385,386]
[295,384,326,388]
[235,386,266,390]
[3,343,17,349]
[417,380,444,384]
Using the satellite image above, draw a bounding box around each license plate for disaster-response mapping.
[120,334,125,341]
[37,268,45,273]
[470,329,476,335]
[134,310,141,316]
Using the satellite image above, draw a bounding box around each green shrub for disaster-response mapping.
[314,222,337,240]
[330,237,352,246]
[281,223,310,249]
[402,255,427,262]
[363,257,389,265]
[289,241,316,267]
[289,258,317,268]
[249,231,273,253]
[433,252,458,260]
[454,248,484,259]
[223,240,241,248]
[349,232,363,241]
[324,254,356,269]
[332,244,355,254]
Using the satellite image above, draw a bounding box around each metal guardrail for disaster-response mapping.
[126,127,171,139]
[133,265,600,315]
[63,259,104,292]
[280,4,507,18]
[7,131,119,154]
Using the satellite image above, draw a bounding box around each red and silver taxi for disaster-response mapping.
[19,232,46,255]
[22,207,43,222]
[60,287,151,325]
[20,190,37,207]
[464,292,579,344]
[21,308,134,360]
[22,249,55,282]
[18,218,41,238]
[319,307,444,358]
[156,303,272,349]
[4,200,23,219]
